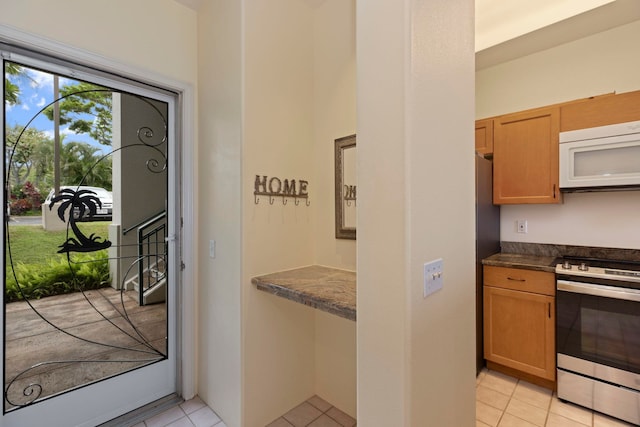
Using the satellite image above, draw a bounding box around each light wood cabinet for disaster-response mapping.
[475,118,494,155]
[480,89,640,205]
[483,266,555,384]
[560,90,640,132]
[493,106,560,204]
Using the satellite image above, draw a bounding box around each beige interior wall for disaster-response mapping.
[406,1,476,423]
[196,1,242,426]
[242,2,318,425]
[312,0,357,271]
[0,0,197,85]
[477,19,640,250]
[356,1,408,423]
[476,20,640,119]
[314,311,357,417]
[311,0,358,419]
[357,0,476,425]
[199,0,358,424]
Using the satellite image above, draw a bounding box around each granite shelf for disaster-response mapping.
[251,265,356,321]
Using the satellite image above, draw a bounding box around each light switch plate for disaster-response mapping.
[209,240,216,258]
[424,258,444,297]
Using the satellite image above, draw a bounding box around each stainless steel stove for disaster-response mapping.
[555,256,640,425]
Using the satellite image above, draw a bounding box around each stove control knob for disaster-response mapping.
[562,261,571,270]
[578,263,588,271]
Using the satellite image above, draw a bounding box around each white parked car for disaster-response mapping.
[44,186,113,221]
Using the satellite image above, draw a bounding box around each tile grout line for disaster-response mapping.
[542,387,552,427]
[305,398,355,427]
[497,376,518,427]
[477,370,603,427]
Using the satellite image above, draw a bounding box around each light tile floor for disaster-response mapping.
[265,395,356,427]
[135,369,636,427]
[136,395,355,427]
[136,396,226,427]
[476,369,636,427]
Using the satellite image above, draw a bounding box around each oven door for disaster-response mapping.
[557,279,640,424]
[557,279,640,376]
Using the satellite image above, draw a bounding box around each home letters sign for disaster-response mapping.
[254,175,310,205]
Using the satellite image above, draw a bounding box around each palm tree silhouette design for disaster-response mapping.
[49,188,112,253]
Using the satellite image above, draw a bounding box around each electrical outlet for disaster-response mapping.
[517,219,528,234]
[423,258,444,297]
[209,240,216,258]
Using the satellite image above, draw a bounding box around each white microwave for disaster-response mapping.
[559,120,640,191]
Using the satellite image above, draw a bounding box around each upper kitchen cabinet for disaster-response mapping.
[475,118,494,155]
[493,106,561,205]
[560,89,640,132]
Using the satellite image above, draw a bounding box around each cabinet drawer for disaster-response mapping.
[484,265,555,296]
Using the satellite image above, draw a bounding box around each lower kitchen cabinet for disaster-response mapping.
[483,266,555,387]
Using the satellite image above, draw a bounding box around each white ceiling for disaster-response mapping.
[475,0,615,52]
[173,0,640,69]
[174,0,201,11]
[476,0,640,69]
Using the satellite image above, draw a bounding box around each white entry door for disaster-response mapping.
[2,46,180,427]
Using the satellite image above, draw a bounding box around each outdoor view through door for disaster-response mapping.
[3,58,171,414]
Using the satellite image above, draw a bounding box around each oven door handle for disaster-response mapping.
[557,279,640,302]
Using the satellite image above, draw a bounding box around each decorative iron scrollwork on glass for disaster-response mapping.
[4,77,169,411]
[49,188,112,253]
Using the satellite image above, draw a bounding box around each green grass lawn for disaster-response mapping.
[6,222,110,266]
[5,222,111,302]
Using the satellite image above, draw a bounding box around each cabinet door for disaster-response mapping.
[475,119,494,155]
[484,286,555,381]
[561,90,640,132]
[493,107,560,204]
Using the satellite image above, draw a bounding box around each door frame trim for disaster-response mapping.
[0,24,198,401]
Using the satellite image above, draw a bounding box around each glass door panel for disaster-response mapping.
[3,51,177,426]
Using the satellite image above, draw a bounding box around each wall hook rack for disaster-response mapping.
[253,174,311,206]
[253,192,310,206]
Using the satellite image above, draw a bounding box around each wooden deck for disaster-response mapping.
[4,287,166,411]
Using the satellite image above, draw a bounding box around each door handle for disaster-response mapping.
[558,279,640,302]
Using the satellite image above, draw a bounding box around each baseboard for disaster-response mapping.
[486,361,556,391]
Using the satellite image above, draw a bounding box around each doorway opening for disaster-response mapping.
[2,43,181,425]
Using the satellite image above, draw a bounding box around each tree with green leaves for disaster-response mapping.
[43,81,113,146]
[4,62,23,106]
[5,125,52,192]
[5,125,112,198]
[60,141,112,190]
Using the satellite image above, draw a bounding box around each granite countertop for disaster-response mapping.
[482,253,557,273]
[482,242,640,273]
[251,265,356,321]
